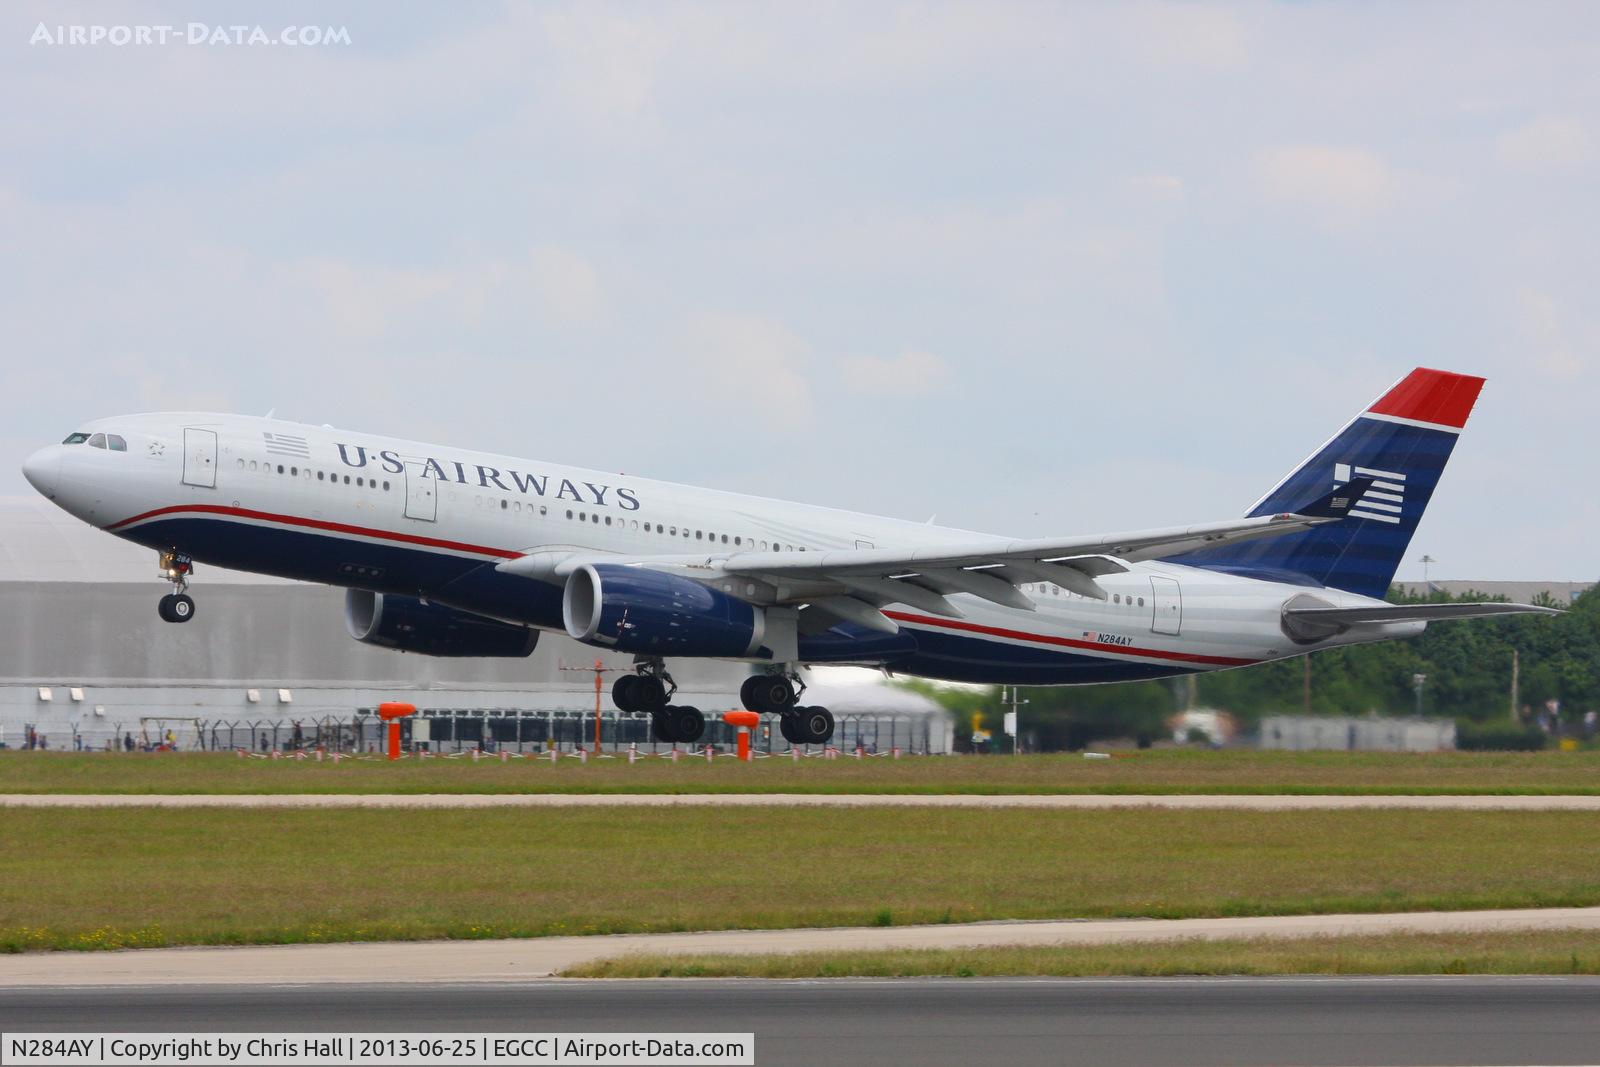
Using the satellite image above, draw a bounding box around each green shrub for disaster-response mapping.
[1456,720,1547,751]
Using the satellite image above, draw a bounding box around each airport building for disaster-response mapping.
[0,497,952,753]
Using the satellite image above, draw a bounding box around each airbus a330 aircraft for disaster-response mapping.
[21,367,1556,746]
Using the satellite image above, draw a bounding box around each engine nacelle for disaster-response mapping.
[344,589,538,658]
[563,564,765,658]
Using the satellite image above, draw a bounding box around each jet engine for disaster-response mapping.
[344,589,538,658]
[562,563,766,658]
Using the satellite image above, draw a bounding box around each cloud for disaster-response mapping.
[839,349,950,393]
[1131,4,1248,70]
[1128,174,1186,202]
[528,245,604,325]
[1252,145,1393,227]
[293,246,604,341]
[1495,116,1596,174]
[1514,287,1590,379]
[681,313,812,429]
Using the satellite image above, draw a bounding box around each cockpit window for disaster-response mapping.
[107,434,127,452]
[87,433,107,449]
[62,433,90,445]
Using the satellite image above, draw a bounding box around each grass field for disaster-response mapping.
[4,749,1600,795]
[3,807,1598,952]
[564,930,1600,978]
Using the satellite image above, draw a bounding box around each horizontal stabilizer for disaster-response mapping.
[1284,602,1562,626]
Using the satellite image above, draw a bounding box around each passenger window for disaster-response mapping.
[696,530,703,540]
[382,481,390,490]
[734,536,742,546]
[249,461,258,472]
[604,515,612,525]
[1138,597,1145,607]
[539,506,548,516]
[592,513,600,523]
[343,475,350,484]
[107,434,127,452]
[500,499,508,510]
[290,466,298,476]
[88,433,106,449]
[357,477,365,487]
[1114,594,1121,604]
[62,432,90,445]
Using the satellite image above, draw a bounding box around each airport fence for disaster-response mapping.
[197,708,942,756]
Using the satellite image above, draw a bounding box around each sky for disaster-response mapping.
[2,1,1597,582]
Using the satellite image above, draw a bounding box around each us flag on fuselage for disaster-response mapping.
[262,432,310,458]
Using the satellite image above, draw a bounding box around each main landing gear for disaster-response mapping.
[156,550,196,624]
[612,660,707,745]
[741,671,834,746]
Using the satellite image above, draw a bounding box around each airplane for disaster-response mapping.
[20,367,1558,746]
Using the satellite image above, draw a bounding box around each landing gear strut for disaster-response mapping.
[613,660,705,744]
[156,551,195,624]
[743,669,833,746]
[612,659,675,714]
[740,670,802,714]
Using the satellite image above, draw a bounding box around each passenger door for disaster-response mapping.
[404,461,437,521]
[1150,575,1182,636]
[181,428,217,488]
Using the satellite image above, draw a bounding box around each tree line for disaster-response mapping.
[900,583,1598,750]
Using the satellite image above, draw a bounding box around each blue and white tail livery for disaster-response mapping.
[20,368,1556,744]
[1171,367,1483,599]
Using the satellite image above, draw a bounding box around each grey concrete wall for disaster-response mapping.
[1258,715,1456,751]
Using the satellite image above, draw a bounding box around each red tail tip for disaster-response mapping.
[1367,367,1485,430]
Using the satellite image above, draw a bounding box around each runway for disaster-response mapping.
[5,792,1600,809]
[4,977,1597,1066]
[6,907,1600,986]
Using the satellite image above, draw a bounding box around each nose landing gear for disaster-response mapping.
[157,551,196,624]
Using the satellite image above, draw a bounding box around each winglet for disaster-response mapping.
[1289,477,1376,519]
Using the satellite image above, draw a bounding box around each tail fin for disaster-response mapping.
[1168,367,1485,598]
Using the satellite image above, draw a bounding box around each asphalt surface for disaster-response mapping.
[3,977,1597,1066]
[6,792,1600,809]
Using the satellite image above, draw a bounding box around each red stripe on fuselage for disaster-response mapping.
[106,504,522,560]
[883,610,1258,667]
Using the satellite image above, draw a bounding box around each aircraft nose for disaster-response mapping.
[22,447,60,500]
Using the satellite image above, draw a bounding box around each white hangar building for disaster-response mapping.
[0,497,950,753]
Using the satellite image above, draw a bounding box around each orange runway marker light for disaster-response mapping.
[377,702,417,761]
[722,710,759,762]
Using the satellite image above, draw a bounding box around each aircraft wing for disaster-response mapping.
[497,481,1373,635]
[710,481,1373,632]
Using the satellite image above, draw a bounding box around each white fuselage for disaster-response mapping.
[22,412,1416,685]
